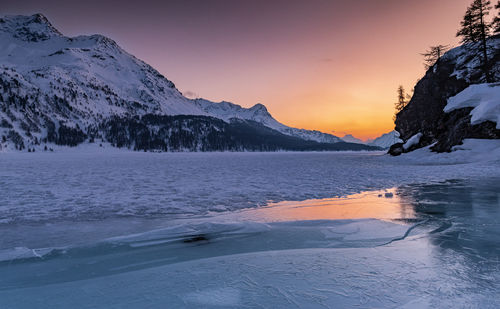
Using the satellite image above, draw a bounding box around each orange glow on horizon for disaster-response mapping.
[3,0,474,140]
[154,0,471,140]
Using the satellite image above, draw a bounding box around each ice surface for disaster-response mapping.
[0,178,499,308]
[0,151,499,308]
[0,150,499,227]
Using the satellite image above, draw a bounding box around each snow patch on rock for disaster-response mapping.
[403,133,422,150]
[445,83,500,129]
[395,139,500,164]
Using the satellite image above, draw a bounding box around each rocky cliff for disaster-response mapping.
[390,35,500,155]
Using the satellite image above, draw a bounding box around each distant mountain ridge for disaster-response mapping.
[341,134,364,144]
[367,131,402,149]
[338,131,401,149]
[0,14,377,152]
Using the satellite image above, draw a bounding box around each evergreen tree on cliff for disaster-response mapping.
[421,45,450,69]
[395,86,407,113]
[493,1,500,33]
[457,0,493,82]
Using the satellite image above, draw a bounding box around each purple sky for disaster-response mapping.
[1,0,474,139]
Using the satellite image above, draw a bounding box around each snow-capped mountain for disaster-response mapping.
[367,131,402,149]
[341,134,364,144]
[0,14,345,151]
[338,132,402,149]
[194,99,342,143]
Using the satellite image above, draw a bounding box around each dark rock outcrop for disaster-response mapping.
[388,143,404,156]
[393,36,500,154]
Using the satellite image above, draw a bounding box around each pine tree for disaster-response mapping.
[493,1,500,34]
[393,85,409,122]
[456,0,493,82]
[457,7,482,43]
[421,45,451,69]
[395,86,407,113]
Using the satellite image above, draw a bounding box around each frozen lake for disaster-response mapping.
[0,151,499,308]
[0,150,498,226]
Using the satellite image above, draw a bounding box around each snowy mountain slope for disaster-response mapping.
[341,134,364,144]
[193,99,342,143]
[367,131,402,149]
[0,14,342,151]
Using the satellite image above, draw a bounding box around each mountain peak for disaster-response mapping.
[86,34,120,50]
[0,13,62,41]
[250,103,268,113]
[30,13,51,25]
[367,130,401,149]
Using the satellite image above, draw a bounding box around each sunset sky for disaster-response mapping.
[1,0,473,140]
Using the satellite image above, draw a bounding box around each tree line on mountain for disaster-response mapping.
[0,74,381,152]
[100,115,379,152]
[394,0,500,118]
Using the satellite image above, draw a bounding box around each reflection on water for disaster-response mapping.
[232,188,417,222]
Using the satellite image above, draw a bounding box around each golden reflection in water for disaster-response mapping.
[245,189,416,222]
